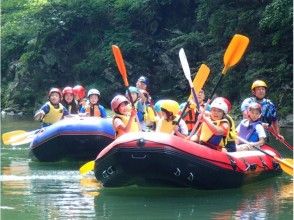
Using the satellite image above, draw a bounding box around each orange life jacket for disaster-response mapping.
[85,104,101,117]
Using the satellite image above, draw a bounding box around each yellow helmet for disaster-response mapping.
[160,100,180,116]
[251,80,267,90]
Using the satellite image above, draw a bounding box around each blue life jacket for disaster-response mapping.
[238,120,261,143]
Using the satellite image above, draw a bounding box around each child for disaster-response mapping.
[34,88,69,127]
[111,94,139,138]
[236,102,266,151]
[191,98,229,151]
[140,89,156,131]
[73,85,87,111]
[180,89,207,134]
[61,86,79,114]
[155,99,188,138]
[80,89,107,118]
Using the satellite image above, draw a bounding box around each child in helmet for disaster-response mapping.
[80,89,107,118]
[155,99,188,138]
[73,85,87,111]
[180,89,207,134]
[236,102,266,151]
[191,98,229,151]
[140,89,156,131]
[111,94,139,138]
[61,86,79,114]
[125,86,145,130]
[34,88,69,127]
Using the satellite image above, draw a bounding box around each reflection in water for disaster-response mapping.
[94,179,293,220]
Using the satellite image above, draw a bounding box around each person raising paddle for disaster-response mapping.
[241,80,284,141]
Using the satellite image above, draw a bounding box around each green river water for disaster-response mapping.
[1,117,293,220]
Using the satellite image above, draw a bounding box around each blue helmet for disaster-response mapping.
[137,76,148,86]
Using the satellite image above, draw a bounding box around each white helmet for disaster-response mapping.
[210,98,228,114]
[87,89,100,97]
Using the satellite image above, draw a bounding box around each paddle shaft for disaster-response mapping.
[209,74,224,100]
[267,127,293,150]
[237,137,293,169]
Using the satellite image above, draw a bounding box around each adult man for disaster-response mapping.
[241,80,284,140]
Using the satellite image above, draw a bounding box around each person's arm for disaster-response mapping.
[116,108,137,133]
[270,120,284,140]
[174,119,188,138]
[34,103,49,120]
[200,114,229,135]
[99,105,107,118]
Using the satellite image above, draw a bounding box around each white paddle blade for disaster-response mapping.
[179,48,193,87]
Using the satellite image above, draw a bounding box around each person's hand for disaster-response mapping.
[276,133,285,141]
[130,108,137,117]
[34,110,45,121]
[262,123,269,129]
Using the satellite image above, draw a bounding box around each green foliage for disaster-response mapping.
[1,0,292,120]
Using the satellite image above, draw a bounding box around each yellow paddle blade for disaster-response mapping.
[112,45,129,87]
[222,34,249,75]
[79,161,95,175]
[278,158,293,176]
[2,130,26,145]
[188,64,210,100]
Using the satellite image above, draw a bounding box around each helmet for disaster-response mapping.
[87,89,100,97]
[251,80,267,90]
[211,98,228,114]
[127,86,140,94]
[48,88,62,98]
[137,76,148,85]
[214,97,232,113]
[111,95,130,111]
[62,86,74,96]
[248,102,262,112]
[160,100,180,116]
[73,85,86,99]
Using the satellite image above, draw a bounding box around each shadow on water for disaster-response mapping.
[94,176,293,220]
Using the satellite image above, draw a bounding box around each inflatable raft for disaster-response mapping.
[29,117,115,162]
[94,132,282,189]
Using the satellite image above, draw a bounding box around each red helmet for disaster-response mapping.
[62,86,74,96]
[73,85,86,99]
[111,95,129,112]
[48,88,62,98]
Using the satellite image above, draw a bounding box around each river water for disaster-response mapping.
[1,117,293,219]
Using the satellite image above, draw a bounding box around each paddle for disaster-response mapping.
[189,34,249,137]
[267,127,293,151]
[2,129,39,145]
[237,136,293,176]
[177,57,210,125]
[80,44,142,175]
[209,34,250,100]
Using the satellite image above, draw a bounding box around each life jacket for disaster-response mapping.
[42,102,64,125]
[113,113,140,138]
[144,105,156,125]
[156,118,174,134]
[238,119,261,143]
[183,108,197,132]
[224,114,237,152]
[85,104,101,117]
[199,118,229,151]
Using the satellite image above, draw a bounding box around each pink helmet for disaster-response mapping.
[62,86,74,96]
[111,95,130,112]
[248,102,262,112]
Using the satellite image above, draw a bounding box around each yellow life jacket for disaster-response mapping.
[42,102,64,124]
[225,114,237,141]
[113,114,139,138]
[85,104,101,117]
[144,106,156,125]
[156,118,174,134]
[199,118,228,149]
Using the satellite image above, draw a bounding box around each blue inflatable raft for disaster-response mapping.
[29,117,115,162]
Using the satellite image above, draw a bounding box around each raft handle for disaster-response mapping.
[131,154,147,159]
